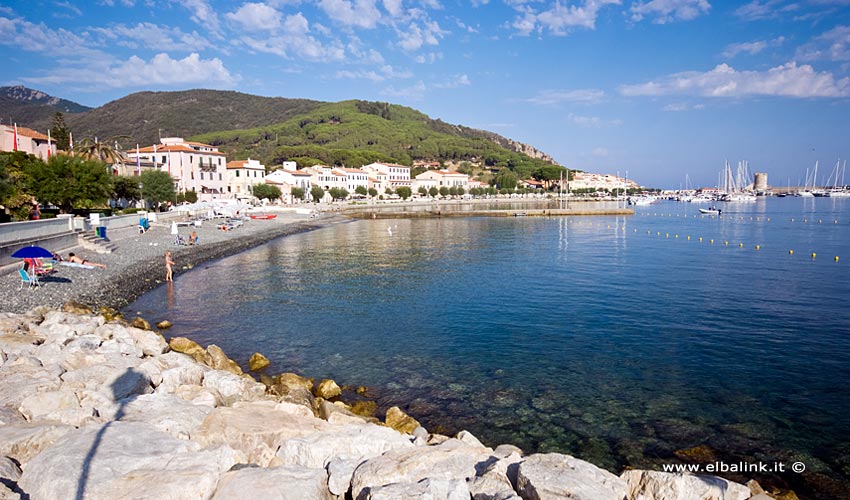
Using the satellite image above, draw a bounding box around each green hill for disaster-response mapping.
[62,89,322,147]
[0,86,91,131]
[194,100,559,178]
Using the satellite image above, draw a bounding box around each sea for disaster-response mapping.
[123,196,850,499]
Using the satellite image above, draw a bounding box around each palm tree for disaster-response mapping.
[72,136,130,167]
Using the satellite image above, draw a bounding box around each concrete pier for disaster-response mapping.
[349,208,634,219]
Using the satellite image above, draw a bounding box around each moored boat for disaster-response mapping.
[699,207,722,215]
[249,214,277,220]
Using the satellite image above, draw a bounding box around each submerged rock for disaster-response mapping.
[168,337,206,362]
[155,320,172,330]
[130,317,152,331]
[204,345,243,376]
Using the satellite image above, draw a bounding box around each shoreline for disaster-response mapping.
[0,212,349,315]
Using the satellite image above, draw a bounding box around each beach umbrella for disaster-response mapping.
[11,246,53,259]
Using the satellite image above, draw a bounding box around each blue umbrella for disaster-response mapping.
[11,246,54,259]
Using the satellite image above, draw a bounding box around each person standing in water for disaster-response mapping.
[165,250,175,281]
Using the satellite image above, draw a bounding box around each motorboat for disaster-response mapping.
[699,207,722,215]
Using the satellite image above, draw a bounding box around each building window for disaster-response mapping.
[219,173,222,181]
[236,171,240,177]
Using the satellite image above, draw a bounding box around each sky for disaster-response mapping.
[1,0,850,188]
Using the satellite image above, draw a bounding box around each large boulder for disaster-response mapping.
[515,453,627,500]
[264,372,315,409]
[204,345,243,376]
[119,394,215,440]
[361,478,470,500]
[0,422,74,463]
[349,438,495,499]
[248,352,270,372]
[211,465,333,500]
[620,470,751,500]
[202,370,265,405]
[314,379,341,399]
[0,366,63,408]
[18,421,238,500]
[384,406,420,435]
[276,422,414,469]
[194,401,329,466]
[168,337,207,363]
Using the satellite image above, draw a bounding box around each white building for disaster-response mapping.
[0,125,55,160]
[226,158,266,200]
[362,162,412,193]
[335,167,369,193]
[265,168,312,203]
[304,165,346,191]
[569,172,639,192]
[128,137,227,201]
[414,169,469,190]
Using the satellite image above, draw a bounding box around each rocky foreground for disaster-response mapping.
[0,305,775,500]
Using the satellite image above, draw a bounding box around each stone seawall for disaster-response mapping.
[0,306,774,500]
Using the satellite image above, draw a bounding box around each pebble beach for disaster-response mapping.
[0,211,347,315]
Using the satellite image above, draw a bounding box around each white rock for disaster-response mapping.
[0,422,74,463]
[469,452,523,500]
[202,370,266,405]
[363,478,470,500]
[119,394,214,439]
[0,456,21,482]
[0,367,63,408]
[456,430,489,449]
[0,482,20,500]
[158,363,206,392]
[0,407,24,426]
[194,400,329,466]
[327,457,362,496]
[77,389,121,421]
[494,444,524,458]
[277,422,414,469]
[62,363,152,402]
[0,335,39,358]
[34,311,103,343]
[170,385,222,407]
[515,453,627,500]
[128,327,167,356]
[96,338,142,357]
[136,359,164,387]
[620,470,752,500]
[350,438,495,499]
[18,421,237,500]
[18,388,81,420]
[211,465,334,500]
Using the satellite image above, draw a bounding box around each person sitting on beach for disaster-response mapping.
[188,230,198,246]
[67,252,107,269]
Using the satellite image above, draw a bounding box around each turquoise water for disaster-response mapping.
[124,197,850,498]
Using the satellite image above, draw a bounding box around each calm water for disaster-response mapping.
[124,197,850,498]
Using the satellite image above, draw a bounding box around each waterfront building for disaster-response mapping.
[335,168,370,193]
[127,137,227,201]
[265,168,313,203]
[226,158,266,200]
[0,124,55,160]
[414,169,469,190]
[362,162,413,193]
[569,172,639,192]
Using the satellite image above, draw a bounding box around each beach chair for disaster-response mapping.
[19,269,39,289]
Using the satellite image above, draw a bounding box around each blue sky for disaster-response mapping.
[2,0,849,188]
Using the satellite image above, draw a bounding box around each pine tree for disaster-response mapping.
[50,112,70,151]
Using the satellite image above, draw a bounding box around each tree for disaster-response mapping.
[532,165,568,190]
[429,186,438,197]
[493,168,518,190]
[25,155,113,213]
[291,186,305,200]
[439,186,449,197]
[355,185,368,196]
[418,186,427,196]
[368,187,378,197]
[310,186,325,202]
[184,189,198,203]
[112,176,142,207]
[50,112,70,151]
[0,151,41,220]
[457,187,465,196]
[73,137,127,166]
[328,187,349,200]
[448,186,458,197]
[140,170,176,211]
[252,183,282,202]
[396,186,412,199]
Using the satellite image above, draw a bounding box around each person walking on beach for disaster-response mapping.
[165,250,175,282]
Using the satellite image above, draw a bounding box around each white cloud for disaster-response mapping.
[630,0,710,23]
[527,88,605,105]
[512,0,620,36]
[226,2,282,31]
[721,36,784,58]
[396,19,446,51]
[414,51,442,63]
[382,80,427,99]
[235,12,346,61]
[91,23,212,52]
[663,102,707,111]
[54,1,82,16]
[179,0,222,35]
[734,0,786,21]
[567,113,622,126]
[0,15,106,60]
[797,25,850,62]
[620,62,850,98]
[335,64,412,81]
[382,0,403,17]
[22,52,238,89]
[434,73,470,88]
[319,0,382,28]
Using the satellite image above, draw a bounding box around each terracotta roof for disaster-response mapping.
[7,125,51,141]
[337,168,366,174]
[280,169,311,176]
